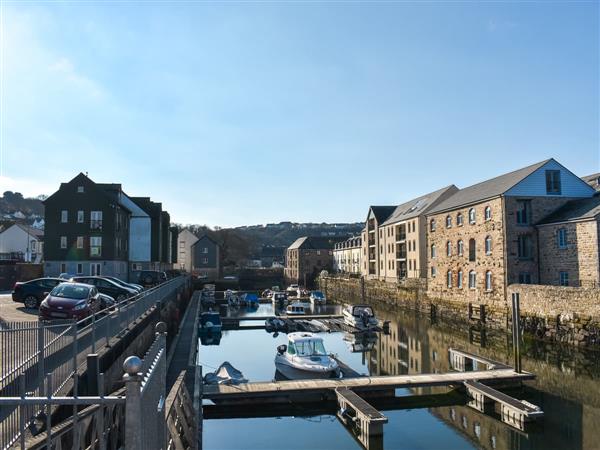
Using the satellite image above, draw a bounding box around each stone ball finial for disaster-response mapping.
[155,321,167,334]
[123,356,142,375]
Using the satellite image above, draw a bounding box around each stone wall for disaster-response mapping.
[320,275,600,347]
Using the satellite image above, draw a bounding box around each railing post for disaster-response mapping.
[91,313,96,354]
[86,354,100,396]
[123,356,144,450]
[37,321,45,396]
[156,322,167,450]
[511,292,522,373]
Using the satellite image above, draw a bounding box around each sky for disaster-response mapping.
[0,1,598,227]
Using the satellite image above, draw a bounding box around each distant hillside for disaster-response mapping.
[0,191,45,217]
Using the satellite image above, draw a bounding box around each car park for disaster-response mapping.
[12,277,65,309]
[39,282,103,321]
[69,276,138,302]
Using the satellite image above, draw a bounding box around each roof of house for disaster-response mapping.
[0,223,44,238]
[427,159,553,215]
[368,206,397,224]
[381,185,458,226]
[538,194,600,225]
[192,234,219,247]
[582,172,600,190]
[287,236,342,250]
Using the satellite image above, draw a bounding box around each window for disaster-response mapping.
[77,263,83,274]
[557,228,568,249]
[77,236,84,249]
[457,240,464,256]
[90,211,103,230]
[90,237,102,256]
[559,271,569,286]
[431,266,437,278]
[545,170,561,194]
[446,215,452,228]
[484,206,491,221]
[132,263,143,271]
[202,258,208,264]
[457,270,463,288]
[430,219,436,232]
[203,247,208,254]
[60,236,67,249]
[447,270,453,288]
[516,200,530,225]
[518,272,532,284]
[469,271,476,289]
[468,208,476,224]
[180,242,185,248]
[61,210,68,223]
[485,271,492,291]
[60,263,67,273]
[446,241,452,257]
[457,213,463,226]
[91,263,101,276]
[77,186,84,193]
[517,234,533,259]
[317,250,321,255]
[431,244,436,258]
[485,236,492,255]
[468,239,476,262]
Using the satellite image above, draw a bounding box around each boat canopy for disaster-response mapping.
[200,312,221,326]
[350,305,374,317]
[311,291,325,298]
[245,293,259,302]
[286,333,327,356]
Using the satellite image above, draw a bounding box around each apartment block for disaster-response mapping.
[333,236,362,274]
[285,236,341,286]
[426,159,596,305]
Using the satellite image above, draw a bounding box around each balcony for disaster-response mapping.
[396,243,407,260]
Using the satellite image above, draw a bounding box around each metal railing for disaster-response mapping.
[0,276,188,449]
[0,324,173,450]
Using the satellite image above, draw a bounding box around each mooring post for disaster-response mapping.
[361,276,366,303]
[511,292,522,373]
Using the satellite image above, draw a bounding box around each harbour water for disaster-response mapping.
[200,300,600,450]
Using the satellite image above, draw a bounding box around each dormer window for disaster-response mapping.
[545,170,561,195]
[77,186,84,193]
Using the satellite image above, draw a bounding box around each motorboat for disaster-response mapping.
[343,304,379,330]
[272,292,288,309]
[309,290,326,304]
[204,362,247,385]
[265,317,288,333]
[286,284,299,293]
[274,332,340,379]
[225,289,240,307]
[242,293,260,308]
[286,302,306,315]
[199,311,222,333]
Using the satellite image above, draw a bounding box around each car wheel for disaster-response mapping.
[117,294,127,302]
[24,295,38,309]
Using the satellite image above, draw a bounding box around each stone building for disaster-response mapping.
[582,173,600,192]
[426,159,596,306]
[284,236,340,286]
[537,195,600,287]
[176,228,198,272]
[333,236,362,274]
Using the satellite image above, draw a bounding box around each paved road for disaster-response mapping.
[0,294,39,324]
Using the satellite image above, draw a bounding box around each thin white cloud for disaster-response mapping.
[0,175,59,198]
[48,56,104,99]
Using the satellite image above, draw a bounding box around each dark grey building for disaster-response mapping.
[191,235,221,280]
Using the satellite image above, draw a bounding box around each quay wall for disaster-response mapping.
[318,275,600,347]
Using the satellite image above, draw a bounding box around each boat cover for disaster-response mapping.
[204,362,248,385]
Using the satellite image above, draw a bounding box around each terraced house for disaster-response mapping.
[333,235,362,274]
[426,159,597,306]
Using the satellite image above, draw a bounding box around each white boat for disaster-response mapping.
[286,302,306,315]
[274,332,340,379]
[309,290,326,304]
[342,304,379,330]
[286,284,299,293]
[271,291,288,308]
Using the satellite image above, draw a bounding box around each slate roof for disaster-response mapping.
[538,194,600,225]
[582,173,600,190]
[428,159,552,215]
[368,206,397,224]
[381,185,458,226]
[288,236,342,250]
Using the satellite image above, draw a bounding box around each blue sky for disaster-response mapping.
[1,1,598,227]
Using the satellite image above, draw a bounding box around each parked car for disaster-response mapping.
[138,270,167,287]
[69,276,137,302]
[39,282,103,321]
[58,273,77,280]
[12,277,65,309]
[101,276,144,293]
[165,269,182,279]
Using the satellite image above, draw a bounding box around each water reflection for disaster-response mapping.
[202,302,600,450]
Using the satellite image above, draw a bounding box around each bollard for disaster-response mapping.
[511,293,522,373]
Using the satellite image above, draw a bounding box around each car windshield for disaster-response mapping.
[51,284,89,300]
[293,339,327,356]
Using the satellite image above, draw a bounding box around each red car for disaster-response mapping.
[39,282,103,321]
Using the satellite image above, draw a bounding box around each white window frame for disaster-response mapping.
[468,208,476,224]
[457,213,463,226]
[77,186,84,193]
[77,263,83,274]
[457,270,463,289]
[484,206,492,221]
[61,210,68,223]
[60,236,67,249]
[485,236,492,255]
[77,236,84,249]
[77,210,84,223]
[90,237,102,256]
[469,271,476,289]
[446,241,452,257]
[485,271,492,291]
[447,270,453,288]
[457,240,463,256]
[557,228,567,249]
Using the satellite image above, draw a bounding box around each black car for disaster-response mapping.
[12,277,65,308]
[69,276,137,302]
[138,270,167,287]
